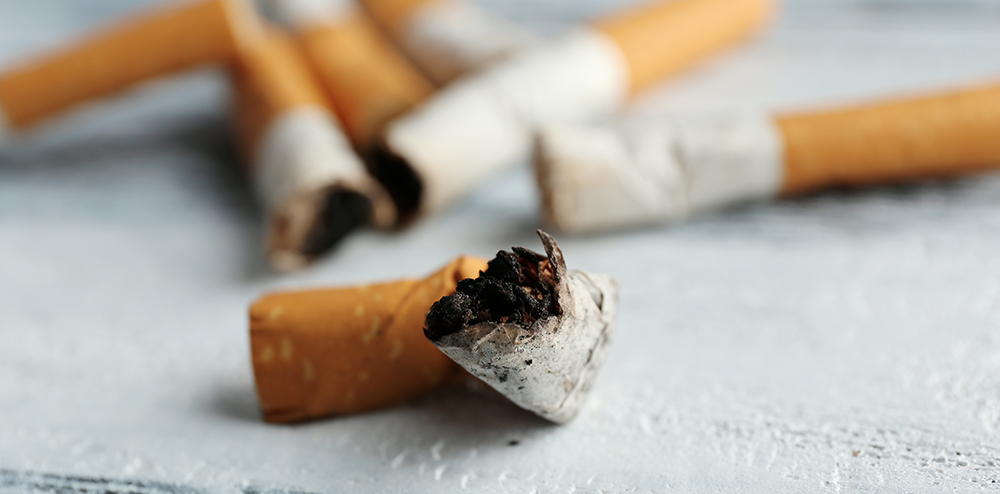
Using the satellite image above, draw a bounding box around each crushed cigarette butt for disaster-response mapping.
[425,230,618,423]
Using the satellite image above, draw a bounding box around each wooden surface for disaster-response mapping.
[2,0,1000,492]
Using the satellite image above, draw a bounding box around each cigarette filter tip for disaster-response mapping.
[595,0,777,93]
[250,254,488,422]
[0,104,11,145]
[0,0,265,130]
[425,230,619,423]
[776,83,1000,195]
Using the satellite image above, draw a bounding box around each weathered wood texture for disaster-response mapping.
[1,0,1000,492]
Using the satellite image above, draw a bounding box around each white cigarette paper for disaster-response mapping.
[399,0,537,83]
[380,28,629,220]
[424,230,618,423]
[535,115,784,233]
[234,27,397,270]
[267,0,355,28]
[254,106,394,271]
[377,0,774,223]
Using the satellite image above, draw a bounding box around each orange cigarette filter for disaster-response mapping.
[594,0,776,94]
[777,83,1000,195]
[294,11,435,148]
[250,255,487,422]
[232,28,329,163]
[359,0,428,35]
[0,0,263,131]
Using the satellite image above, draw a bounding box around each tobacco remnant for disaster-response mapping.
[367,144,422,224]
[424,246,560,341]
[300,189,372,258]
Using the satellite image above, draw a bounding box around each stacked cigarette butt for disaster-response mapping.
[0,0,263,137]
[536,83,1000,233]
[425,230,618,423]
[250,255,487,422]
[359,0,536,84]
[232,27,396,271]
[268,0,435,149]
[372,0,775,224]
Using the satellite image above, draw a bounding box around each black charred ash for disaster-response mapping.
[366,144,422,225]
[300,189,372,258]
[424,246,561,341]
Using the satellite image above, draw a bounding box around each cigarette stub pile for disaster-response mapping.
[7,0,999,425]
[0,0,776,262]
[374,0,775,223]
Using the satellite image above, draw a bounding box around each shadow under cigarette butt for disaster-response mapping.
[207,376,263,423]
[353,380,559,462]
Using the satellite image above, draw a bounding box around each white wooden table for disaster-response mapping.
[2,0,1000,492]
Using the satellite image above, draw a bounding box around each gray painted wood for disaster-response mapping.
[1,0,1000,492]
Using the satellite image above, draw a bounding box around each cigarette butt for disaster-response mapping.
[595,0,775,93]
[268,0,435,149]
[535,115,782,233]
[233,27,395,271]
[425,230,618,423]
[358,0,536,84]
[0,0,264,132]
[250,255,488,422]
[777,83,1000,195]
[535,82,1000,233]
[374,0,774,223]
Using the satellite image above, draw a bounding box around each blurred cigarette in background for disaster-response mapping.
[0,0,263,139]
[372,0,775,224]
[232,28,395,271]
[359,0,536,84]
[268,0,435,149]
[536,83,1000,233]
[249,255,487,422]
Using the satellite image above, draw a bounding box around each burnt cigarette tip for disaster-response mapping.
[424,230,564,342]
[367,142,423,226]
[300,188,373,257]
[268,187,374,272]
[422,229,618,423]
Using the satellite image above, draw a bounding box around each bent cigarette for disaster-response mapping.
[373,0,774,224]
[358,0,536,84]
[268,0,435,149]
[0,0,264,135]
[535,82,1000,233]
[233,28,395,271]
[250,255,487,422]
[425,230,618,424]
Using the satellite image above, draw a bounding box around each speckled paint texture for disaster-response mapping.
[2,0,1000,492]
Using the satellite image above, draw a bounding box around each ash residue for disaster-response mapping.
[425,247,560,341]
